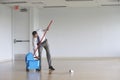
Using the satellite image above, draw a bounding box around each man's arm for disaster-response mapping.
[32,38,40,59]
[32,38,38,53]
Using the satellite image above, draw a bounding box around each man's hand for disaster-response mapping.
[34,50,40,60]
[34,56,40,60]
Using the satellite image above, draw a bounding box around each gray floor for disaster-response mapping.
[0,58,120,80]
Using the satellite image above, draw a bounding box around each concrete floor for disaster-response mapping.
[0,58,120,80]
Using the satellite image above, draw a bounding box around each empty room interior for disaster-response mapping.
[0,0,120,80]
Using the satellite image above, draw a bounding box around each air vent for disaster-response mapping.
[20,8,28,12]
[0,1,27,4]
[66,0,93,1]
[43,6,67,8]
[31,2,44,4]
[101,4,120,6]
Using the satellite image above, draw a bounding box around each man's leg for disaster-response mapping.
[43,40,55,70]
[43,40,52,67]
[38,46,43,70]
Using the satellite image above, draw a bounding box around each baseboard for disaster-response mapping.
[52,57,120,61]
[0,59,12,62]
[14,54,120,61]
[14,54,26,60]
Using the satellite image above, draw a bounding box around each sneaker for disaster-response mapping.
[36,69,41,71]
[49,66,55,70]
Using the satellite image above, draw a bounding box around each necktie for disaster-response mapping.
[37,36,40,45]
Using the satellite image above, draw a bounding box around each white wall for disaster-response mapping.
[0,5,12,61]
[36,7,120,57]
[33,8,40,30]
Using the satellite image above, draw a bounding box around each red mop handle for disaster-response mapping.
[34,20,53,57]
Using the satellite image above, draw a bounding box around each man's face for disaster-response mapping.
[33,33,38,38]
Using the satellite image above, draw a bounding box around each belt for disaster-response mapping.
[37,39,47,45]
[42,39,47,44]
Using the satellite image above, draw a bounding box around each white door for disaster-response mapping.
[13,9,29,60]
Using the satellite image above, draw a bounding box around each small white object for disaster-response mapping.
[69,69,74,73]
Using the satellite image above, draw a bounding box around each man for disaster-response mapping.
[32,28,55,70]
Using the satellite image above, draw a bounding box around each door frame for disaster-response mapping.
[11,8,31,61]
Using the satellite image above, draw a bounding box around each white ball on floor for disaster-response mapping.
[69,69,74,73]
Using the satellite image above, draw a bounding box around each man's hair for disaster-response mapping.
[32,31,37,36]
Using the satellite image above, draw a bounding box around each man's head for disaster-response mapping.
[32,31,38,38]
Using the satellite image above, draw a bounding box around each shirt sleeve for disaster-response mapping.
[37,29,46,42]
[32,38,38,51]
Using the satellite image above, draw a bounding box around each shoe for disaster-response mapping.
[49,66,55,70]
[36,69,41,71]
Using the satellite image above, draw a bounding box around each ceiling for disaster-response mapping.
[0,0,120,8]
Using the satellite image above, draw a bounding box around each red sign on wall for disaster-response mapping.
[14,5,19,10]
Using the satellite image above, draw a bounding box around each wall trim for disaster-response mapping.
[0,59,12,62]
[52,57,120,61]
[14,54,120,61]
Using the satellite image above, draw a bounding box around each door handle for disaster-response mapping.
[14,39,29,43]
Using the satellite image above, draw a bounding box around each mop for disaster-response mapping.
[34,20,53,59]
[25,20,53,71]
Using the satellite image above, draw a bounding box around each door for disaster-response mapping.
[13,8,29,60]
